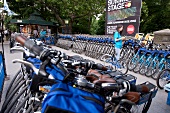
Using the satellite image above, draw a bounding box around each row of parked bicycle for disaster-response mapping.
[56,34,170,90]
[30,36,56,45]
[1,35,158,113]
[120,38,170,87]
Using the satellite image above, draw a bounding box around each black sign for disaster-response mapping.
[105,0,142,36]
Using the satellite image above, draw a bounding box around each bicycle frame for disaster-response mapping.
[142,50,159,67]
[105,56,122,69]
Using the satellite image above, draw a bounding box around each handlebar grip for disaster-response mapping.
[15,35,43,56]
[24,40,43,56]
[15,35,27,46]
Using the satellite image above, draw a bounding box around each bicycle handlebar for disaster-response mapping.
[62,60,108,71]
[10,46,25,52]
[10,46,35,57]
[12,59,39,74]
[15,35,44,56]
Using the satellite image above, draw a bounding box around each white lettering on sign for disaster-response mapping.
[130,19,136,22]
[108,0,130,11]
[107,26,117,34]
[17,20,22,22]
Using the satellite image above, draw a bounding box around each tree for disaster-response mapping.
[140,0,170,33]
[96,13,105,35]
[90,17,99,35]
[8,0,106,33]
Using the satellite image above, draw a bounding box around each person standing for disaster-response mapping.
[114,24,126,60]
[4,29,9,41]
[0,30,4,43]
[33,29,38,38]
[40,29,46,42]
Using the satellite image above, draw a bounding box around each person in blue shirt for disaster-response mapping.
[40,29,47,42]
[114,24,126,60]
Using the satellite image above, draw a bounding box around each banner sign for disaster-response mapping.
[0,51,5,102]
[105,0,142,36]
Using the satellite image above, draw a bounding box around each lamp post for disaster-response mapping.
[64,19,69,34]
[1,12,7,55]
[55,23,59,44]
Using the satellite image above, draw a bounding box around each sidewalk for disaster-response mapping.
[0,41,10,45]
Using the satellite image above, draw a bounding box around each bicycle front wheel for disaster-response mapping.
[118,60,128,74]
[156,69,170,89]
[128,55,139,71]
[145,60,159,77]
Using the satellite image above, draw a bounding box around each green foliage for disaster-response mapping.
[6,0,106,34]
[72,17,91,34]
[90,13,105,35]
[7,0,170,34]
[9,24,18,32]
[140,0,170,33]
[90,17,99,35]
[96,13,105,35]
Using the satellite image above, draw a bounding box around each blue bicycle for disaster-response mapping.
[100,53,128,74]
[128,47,147,71]
[139,49,159,75]
[156,68,170,89]
[151,50,170,80]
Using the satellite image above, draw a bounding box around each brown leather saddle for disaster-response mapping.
[86,69,144,103]
[86,69,116,84]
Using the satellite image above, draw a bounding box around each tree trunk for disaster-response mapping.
[54,13,65,26]
[88,16,92,34]
[69,19,73,34]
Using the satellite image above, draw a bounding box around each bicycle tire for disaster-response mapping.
[105,105,113,113]
[120,48,126,60]
[4,87,29,113]
[6,76,24,98]
[145,60,158,77]
[133,62,141,73]
[1,80,26,112]
[5,69,21,95]
[100,54,112,62]
[5,70,22,97]
[139,56,152,75]
[152,61,167,80]
[151,72,159,80]
[156,68,170,89]
[128,56,139,71]
[25,104,34,113]
[139,64,148,75]
[11,93,30,113]
[105,104,131,113]
[118,60,128,75]
[126,50,134,64]
[151,65,164,80]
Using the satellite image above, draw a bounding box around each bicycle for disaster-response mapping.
[151,50,170,80]
[156,68,170,89]
[1,35,157,113]
[105,81,158,113]
[100,52,128,74]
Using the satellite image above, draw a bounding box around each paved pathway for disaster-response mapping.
[0,43,169,113]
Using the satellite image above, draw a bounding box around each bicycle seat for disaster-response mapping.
[123,92,140,103]
[86,69,116,84]
[93,78,116,84]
